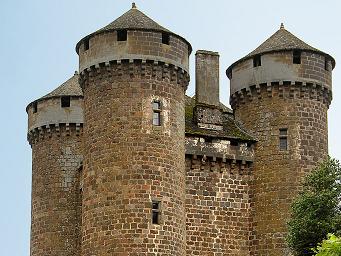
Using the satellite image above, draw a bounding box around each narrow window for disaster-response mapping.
[152,201,160,224]
[32,102,37,113]
[61,96,70,108]
[293,50,301,64]
[117,30,127,41]
[279,128,288,151]
[253,55,261,67]
[84,39,89,51]
[162,33,170,45]
[227,69,232,79]
[152,100,161,126]
[325,58,329,71]
[230,140,239,146]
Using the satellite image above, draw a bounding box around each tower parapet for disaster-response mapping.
[76,3,191,75]
[27,72,84,144]
[26,72,84,256]
[227,24,334,109]
[77,4,191,255]
[226,24,335,255]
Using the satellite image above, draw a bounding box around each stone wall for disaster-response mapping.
[230,51,332,94]
[185,155,253,256]
[27,97,83,132]
[30,124,83,256]
[80,61,189,255]
[232,85,329,255]
[185,136,254,255]
[78,30,190,72]
[195,50,220,107]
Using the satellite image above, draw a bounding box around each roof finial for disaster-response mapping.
[280,23,285,29]
[132,2,137,9]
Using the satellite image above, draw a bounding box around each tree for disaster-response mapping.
[286,157,341,255]
[312,233,341,256]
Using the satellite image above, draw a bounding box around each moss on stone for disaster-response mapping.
[184,95,255,141]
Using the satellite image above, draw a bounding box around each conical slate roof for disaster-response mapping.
[26,72,83,112]
[96,3,171,34]
[76,3,191,53]
[39,72,83,100]
[227,24,335,73]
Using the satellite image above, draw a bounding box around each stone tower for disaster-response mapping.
[226,24,335,255]
[26,72,84,256]
[76,3,191,255]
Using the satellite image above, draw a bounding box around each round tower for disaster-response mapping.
[226,24,335,255]
[76,4,191,255]
[26,72,84,256]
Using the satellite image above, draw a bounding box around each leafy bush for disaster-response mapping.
[312,233,341,256]
[286,157,341,255]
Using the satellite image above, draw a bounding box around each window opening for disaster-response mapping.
[253,55,261,67]
[117,30,127,41]
[293,50,301,64]
[33,102,37,113]
[230,141,239,146]
[325,58,329,71]
[279,128,288,151]
[162,33,170,45]
[61,96,71,108]
[84,39,89,51]
[152,100,161,126]
[152,201,160,224]
[227,69,232,79]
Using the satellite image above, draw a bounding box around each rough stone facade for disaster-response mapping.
[26,5,335,256]
[28,124,83,256]
[185,137,254,256]
[80,61,189,255]
[228,37,332,254]
[232,85,329,255]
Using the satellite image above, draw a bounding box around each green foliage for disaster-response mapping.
[312,233,341,256]
[286,157,341,256]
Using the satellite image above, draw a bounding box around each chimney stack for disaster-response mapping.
[195,50,220,107]
[194,50,223,130]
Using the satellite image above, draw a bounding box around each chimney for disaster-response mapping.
[195,50,220,107]
[194,50,223,130]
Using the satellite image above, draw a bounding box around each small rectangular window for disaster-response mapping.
[61,96,70,108]
[293,50,301,64]
[152,100,161,126]
[325,58,329,71]
[253,55,261,67]
[279,128,288,151]
[227,70,232,79]
[84,39,89,51]
[280,138,288,150]
[152,201,160,224]
[230,140,239,146]
[117,30,127,41]
[32,102,37,113]
[162,33,170,45]
[279,129,287,136]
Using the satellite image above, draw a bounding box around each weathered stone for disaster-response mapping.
[26,4,335,256]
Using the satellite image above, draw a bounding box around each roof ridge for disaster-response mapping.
[97,7,171,33]
[246,27,319,58]
[39,73,83,100]
[226,26,335,74]
[76,5,192,53]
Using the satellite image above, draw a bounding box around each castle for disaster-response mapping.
[26,3,335,256]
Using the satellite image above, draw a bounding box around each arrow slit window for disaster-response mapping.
[279,128,288,151]
[152,201,161,224]
[152,100,161,126]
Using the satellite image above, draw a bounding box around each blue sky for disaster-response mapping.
[1,0,341,254]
